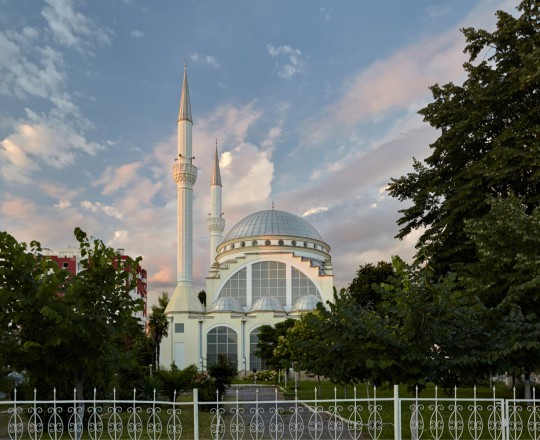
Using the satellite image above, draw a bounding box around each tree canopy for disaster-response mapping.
[388,0,540,274]
[0,228,144,399]
[347,261,394,308]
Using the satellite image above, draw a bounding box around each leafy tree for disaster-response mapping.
[285,258,490,391]
[388,1,540,275]
[347,261,394,307]
[0,228,143,399]
[208,360,237,397]
[463,195,540,396]
[148,291,170,369]
[255,319,296,371]
[284,289,378,386]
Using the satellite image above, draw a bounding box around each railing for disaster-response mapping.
[2,385,540,439]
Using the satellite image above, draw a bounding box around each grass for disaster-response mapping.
[284,380,529,439]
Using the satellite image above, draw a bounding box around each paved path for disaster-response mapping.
[210,385,365,440]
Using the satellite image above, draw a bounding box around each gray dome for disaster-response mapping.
[290,294,321,314]
[249,296,286,313]
[224,210,323,241]
[208,296,244,313]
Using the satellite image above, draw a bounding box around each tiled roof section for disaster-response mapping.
[224,210,323,241]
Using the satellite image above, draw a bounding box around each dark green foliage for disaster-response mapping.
[0,228,144,399]
[284,259,490,390]
[388,1,540,275]
[148,291,169,369]
[255,319,296,371]
[347,261,394,308]
[463,195,540,388]
[207,360,237,397]
[157,363,199,401]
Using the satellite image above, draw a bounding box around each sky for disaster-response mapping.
[0,0,518,305]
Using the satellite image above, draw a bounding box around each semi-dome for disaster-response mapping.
[248,296,286,313]
[224,209,323,241]
[208,296,244,313]
[290,294,321,314]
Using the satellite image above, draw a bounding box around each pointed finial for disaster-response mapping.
[184,58,187,70]
[211,139,222,186]
[272,201,274,210]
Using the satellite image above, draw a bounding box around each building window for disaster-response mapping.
[249,328,266,371]
[291,240,297,246]
[265,240,271,246]
[218,267,247,306]
[175,323,185,333]
[252,240,258,246]
[252,261,286,305]
[241,241,245,247]
[291,267,320,303]
[207,326,238,367]
[278,240,284,246]
[63,262,69,268]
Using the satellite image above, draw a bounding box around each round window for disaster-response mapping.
[278,240,284,246]
[241,241,245,247]
[291,240,297,246]
[252,240,258,246]
[265,240,271,246]
[304,242,308,247]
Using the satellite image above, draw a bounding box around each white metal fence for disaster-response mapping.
[1,385,539,439]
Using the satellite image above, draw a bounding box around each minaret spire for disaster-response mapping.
[166,64,204,314]
[178,62,192,122]
[208,140,225,265]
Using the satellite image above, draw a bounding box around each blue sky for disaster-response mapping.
[0,0,517,303]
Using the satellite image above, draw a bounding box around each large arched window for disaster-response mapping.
[249,328,266,371]
[207,326,238,367]
[252,261,286,304]
[219,267,247,306]
[291,267,320,303]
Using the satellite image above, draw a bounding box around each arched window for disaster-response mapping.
[249,328,266,371]
[207,326,238,367]
[218,267,247,306]
[291,267,320,303]
[252,261,286,305]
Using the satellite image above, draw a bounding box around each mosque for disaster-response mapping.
[160,67,334,373]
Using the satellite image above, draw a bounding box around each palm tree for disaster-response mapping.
[148,292,170,370]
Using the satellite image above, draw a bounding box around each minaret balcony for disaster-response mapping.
[172,162,197,185]
[207,216,225,232]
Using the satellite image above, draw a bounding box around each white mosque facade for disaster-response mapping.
[160,67,334,372]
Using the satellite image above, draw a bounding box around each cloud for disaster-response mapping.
[0,109,104,183]
[189,53,221,68]
[303,206,328,217]
[81,200,123,220]
[41,0,111,47]
[267,44,307,79]
[301,0,514,146]
[130,30,144,38]
[95,162,142,195]
[0,32,65,99]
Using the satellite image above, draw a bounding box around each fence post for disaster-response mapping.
[193,388,199,440]
[394,385,401,440]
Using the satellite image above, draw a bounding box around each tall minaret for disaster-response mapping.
[166,64,204,314]
[207,140,225,265]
